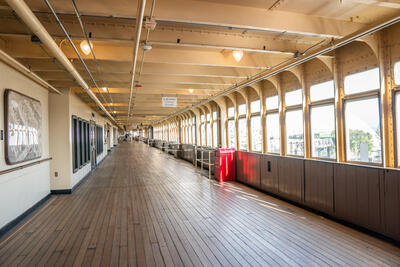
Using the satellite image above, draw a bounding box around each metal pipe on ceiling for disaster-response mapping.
[0,49,61,94]
[5,0,118,126]
[126,0,147,124]
[44,0,111,113]
[154,14,400,125]
[71,0,115,113]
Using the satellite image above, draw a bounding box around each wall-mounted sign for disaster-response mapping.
[162,97,177,107]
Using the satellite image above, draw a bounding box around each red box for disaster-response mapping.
[214,148,235,182]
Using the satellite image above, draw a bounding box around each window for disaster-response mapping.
[344,68,380,95]
[344,97,382,163]
[266,113,280,153]
[201,114,205,122]
[238,104,247,116]
[396,93,400,165]
[213,121,218,147]
[213,111,217,120]
[266,95,279,110]
[250,100,260,113]
[86,122,90,161]
[310,105,336,159]
[228,107,235,117]
[201,124,205,145]
[228,119,236,148]
[72,116,79,171]
[96,125,104,155]
[207,122,211,146]
[285,89,302,106]
[285,110,304,156]
[310,80,335,102]
[395,61,400,86]
[79,120,84,166]
[238,118,248,150]
[251,116,262,151]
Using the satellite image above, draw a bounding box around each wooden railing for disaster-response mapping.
[0,157,52,176]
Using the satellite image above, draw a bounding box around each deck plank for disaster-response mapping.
[0,142,400,267]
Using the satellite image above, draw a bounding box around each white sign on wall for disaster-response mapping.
[162,97,177,107]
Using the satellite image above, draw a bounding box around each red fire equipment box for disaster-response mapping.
[214,148,235,182]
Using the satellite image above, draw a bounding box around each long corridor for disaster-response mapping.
[0,142,399,266]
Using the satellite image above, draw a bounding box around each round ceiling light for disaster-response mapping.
[232,50,243,62]
[80,40,93,55]
[189,89,194,93]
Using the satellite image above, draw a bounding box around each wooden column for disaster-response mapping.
[278,77,286,156]
[333,51,345,162]
[378,30,395,167]
[301,65,311,158]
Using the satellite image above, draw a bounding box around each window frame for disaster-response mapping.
[392,88,400,167]
[285,108,305,157]
[250,99,262,152]
[308,82,336,161]
[308,102,337,161]
[342,92,383,166]
[265,95,280,154]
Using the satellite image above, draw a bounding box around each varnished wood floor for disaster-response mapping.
[1,142,400,266]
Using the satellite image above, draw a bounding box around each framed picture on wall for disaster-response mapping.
[4,89,42,165]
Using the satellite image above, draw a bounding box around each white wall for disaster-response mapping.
[0,62,50,229]
[49,89,71,190]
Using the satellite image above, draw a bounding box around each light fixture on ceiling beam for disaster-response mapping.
[232,50,243,62]
[188,89,194,93]
[142,43,152,52]
[102,87,107,92]
[80,40,92,55]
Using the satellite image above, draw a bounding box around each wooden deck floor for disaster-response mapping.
[1,142,400,267]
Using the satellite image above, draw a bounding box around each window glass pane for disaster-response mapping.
[345,98,382,163]
[213,121,218,147]
[250,100,261,113]
[213,111,217,120]
[310,80,335,102]
[201,124,205,145]
[311,105,336,159]
[285,89,302,106]
[266,95,279,110]
[207,122,211,146]
[238,118,248,150]
[228,107,235,117]
[396,93,400,165]
[266,113,280,153]
[251,115,262,151]
[189,126,192,144]
[285,110,304,156]
[206,113,211,121]
[395,62,400,85]
[344,68,380,95]
[228,119,236,148]
[238,104,247,116]
[201,114,205,122]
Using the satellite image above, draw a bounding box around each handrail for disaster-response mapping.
[0,157,52,176]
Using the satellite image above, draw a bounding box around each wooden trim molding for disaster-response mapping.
[0,157,52,176]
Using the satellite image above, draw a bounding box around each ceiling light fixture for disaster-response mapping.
[232,50,243,62]
[102,87,107,92]
[189,89,194,93]
[80,40,93,55]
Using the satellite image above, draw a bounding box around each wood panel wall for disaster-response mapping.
[235,151,400,243]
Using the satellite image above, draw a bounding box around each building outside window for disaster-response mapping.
[227,107,236,148]
[343,68,382,164]
[250,100,262,152]
[265,95,280,153]
[309,80,336,159]
[238,104,248,150]
[285,89,303,156]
